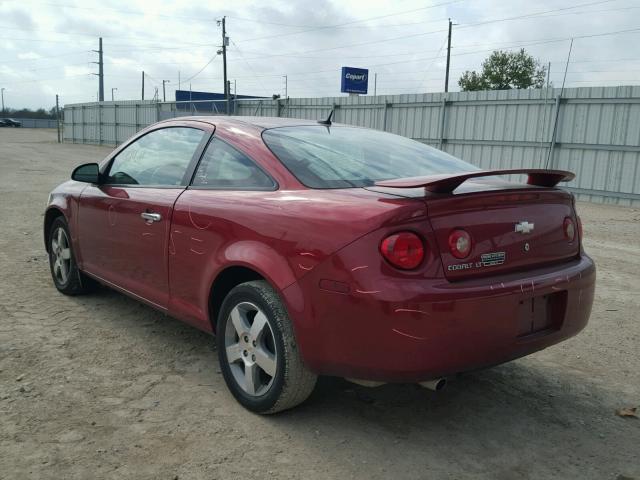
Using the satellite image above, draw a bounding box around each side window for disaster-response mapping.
[192,138,275,190]
[106,127,205,186]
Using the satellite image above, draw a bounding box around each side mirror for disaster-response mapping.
[71,163,101,184]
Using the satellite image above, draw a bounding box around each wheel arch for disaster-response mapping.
[208,265,267,333]
[44,207,65,252]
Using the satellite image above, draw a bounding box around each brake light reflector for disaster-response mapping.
[380,232,424,270]
[563,217,576,242]
[448,229,472,259]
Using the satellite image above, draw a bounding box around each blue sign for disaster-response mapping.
[341,67,369,94]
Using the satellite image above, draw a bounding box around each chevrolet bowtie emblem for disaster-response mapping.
[515,221,535,234]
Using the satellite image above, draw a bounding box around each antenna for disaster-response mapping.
[317,109,334,126]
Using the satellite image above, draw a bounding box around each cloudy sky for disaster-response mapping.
[1,0,639,110]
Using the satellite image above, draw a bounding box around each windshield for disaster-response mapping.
[262,125,478,189]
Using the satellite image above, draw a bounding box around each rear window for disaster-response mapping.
[262,125,477,189]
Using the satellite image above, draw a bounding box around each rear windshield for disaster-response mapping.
[262,125,478,189]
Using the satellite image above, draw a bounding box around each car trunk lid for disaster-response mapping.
[425,187,579,280]
[372,169,580,281]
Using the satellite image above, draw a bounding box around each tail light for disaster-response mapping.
[576,215,583,240]
[448,229,472,259]
[380,232,424,270]
[563,217,576,242]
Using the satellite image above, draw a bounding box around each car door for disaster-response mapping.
[77,124,211,309]
[168,137,277,329]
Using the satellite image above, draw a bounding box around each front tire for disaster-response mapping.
[217,280,317,414]
[48,217,96,295]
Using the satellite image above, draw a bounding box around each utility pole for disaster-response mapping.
[374,73,377,96]
[1,87,4,114]
[55,94,60,143]
[111,87,117,101]
[92,38,104,101]
[162,80,170,102]
[444,19,453,93]
[283,75,288,99]
[178,71,181,91]
[142,71,145,100]
[218,16,229,114]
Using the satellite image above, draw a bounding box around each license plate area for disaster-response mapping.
[517,291,567,337]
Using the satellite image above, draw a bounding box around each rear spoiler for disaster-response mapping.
[374,169,575,194]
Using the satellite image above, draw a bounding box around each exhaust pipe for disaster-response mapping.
[419,378,447,391]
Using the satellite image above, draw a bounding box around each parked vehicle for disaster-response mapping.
[44,116,596,413]
[1,118,22,127]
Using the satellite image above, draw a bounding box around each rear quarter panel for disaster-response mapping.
[167,188,427,331]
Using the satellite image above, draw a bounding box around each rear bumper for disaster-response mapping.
[283,255,595,382]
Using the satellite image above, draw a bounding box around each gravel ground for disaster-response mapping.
[0,128,638,480]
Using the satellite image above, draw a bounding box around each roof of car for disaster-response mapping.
[162,115,329,130]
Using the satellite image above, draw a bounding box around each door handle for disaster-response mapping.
[141,212,162,222]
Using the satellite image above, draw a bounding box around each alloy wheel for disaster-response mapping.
[224,301,277,396]
[51,227,72,285]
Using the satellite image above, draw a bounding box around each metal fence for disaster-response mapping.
[63,86,640,206]
[2,118,59,128]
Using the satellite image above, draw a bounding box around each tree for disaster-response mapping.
[458,49,546,92]
[2,107,57,119]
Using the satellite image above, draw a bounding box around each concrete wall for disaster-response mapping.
[63,86,640,206]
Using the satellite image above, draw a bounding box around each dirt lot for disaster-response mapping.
[0,128,638,479]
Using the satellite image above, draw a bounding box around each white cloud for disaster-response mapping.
[0,0,639,109]
[17,51,42,60]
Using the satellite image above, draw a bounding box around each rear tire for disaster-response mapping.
[48,217,96,295]
[216,280,317,414]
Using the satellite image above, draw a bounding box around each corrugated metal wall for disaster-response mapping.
[63,86,640,206]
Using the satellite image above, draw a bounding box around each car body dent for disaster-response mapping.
[166,186,429,333]
[44,116,596,383]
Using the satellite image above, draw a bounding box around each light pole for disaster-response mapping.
[1,88,5,114]
[111,87,117,101]
[162,80,170,102]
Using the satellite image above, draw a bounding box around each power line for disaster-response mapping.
[224,27,640,80]
[0,0,632,71]
[0,51,89,65]
[3,1,634,56]
[422,38,449,92]
[0,73,93,87]
[182,54,219,84]
[456,0,619,30]
[229,41,270,97]
[190,26,640,90]
[230,0,465,30]
[232,4,640,30]
[223,0,625,59]
[234,0,466,44]
[25,1,219,23]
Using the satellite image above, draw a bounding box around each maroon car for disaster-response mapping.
[44,116,595,413]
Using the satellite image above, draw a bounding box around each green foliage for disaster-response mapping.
[458,49,547,92]
[2,107,57,119]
